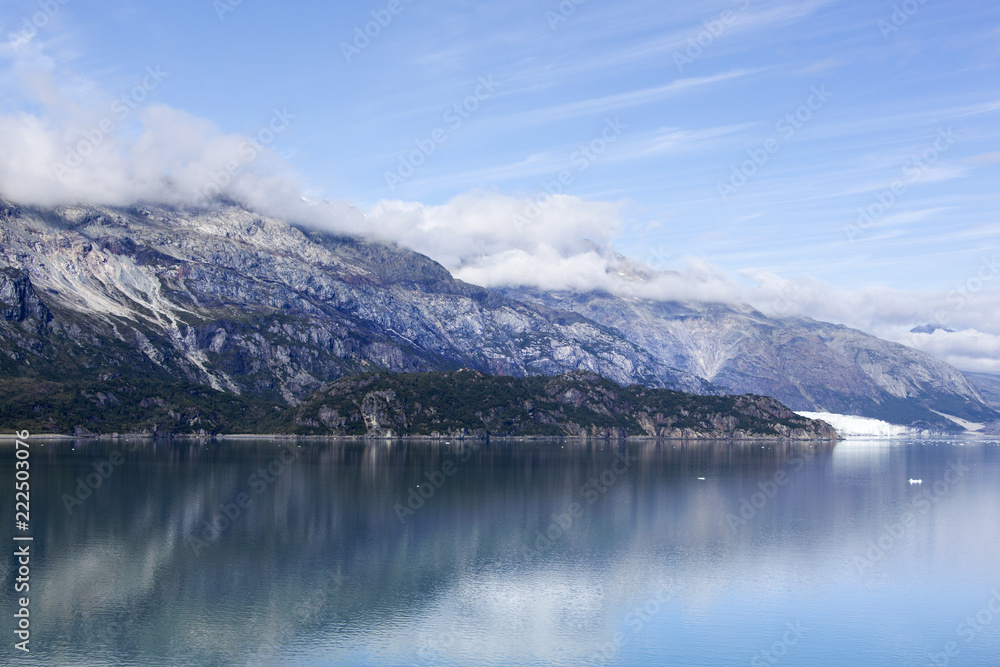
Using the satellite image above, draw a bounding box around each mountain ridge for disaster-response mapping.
[0,199,708,401]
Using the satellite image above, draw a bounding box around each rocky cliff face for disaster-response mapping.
[496,288,995,429]
[1,268,52,324]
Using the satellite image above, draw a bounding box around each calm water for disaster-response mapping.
[2,437,999,666]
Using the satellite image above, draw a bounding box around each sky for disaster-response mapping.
[1,0,999,371]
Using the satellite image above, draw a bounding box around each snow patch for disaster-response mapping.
[930,410,985,432]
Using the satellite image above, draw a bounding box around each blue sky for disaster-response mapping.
[1,0,1000,370]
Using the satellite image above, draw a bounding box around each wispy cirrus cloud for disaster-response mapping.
[483,69,761,130]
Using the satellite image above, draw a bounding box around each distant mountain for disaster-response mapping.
[0,198,994,433]
[963,372,1000,410]
[910,324,955,334]
[289,369,840,439]
[496,288,995,430]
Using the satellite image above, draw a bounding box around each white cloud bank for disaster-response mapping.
[0,37,329,219]
[0,102,298,208]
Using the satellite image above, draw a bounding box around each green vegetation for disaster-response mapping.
[0,368,838,439]
[288,369,838,439]
[0,375,287,436]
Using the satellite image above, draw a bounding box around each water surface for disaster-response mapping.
[2,437,999,665]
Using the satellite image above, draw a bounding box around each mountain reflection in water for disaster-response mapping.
[2,438,998,666]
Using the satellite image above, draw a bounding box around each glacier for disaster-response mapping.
[794,411,921,438]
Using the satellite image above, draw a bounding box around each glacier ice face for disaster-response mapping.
[794,412,919,438]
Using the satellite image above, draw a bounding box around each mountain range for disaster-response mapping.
[1,198,994,434]
[498,287,994,428]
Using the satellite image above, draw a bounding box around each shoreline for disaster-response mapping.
[2,432,843,442]
[5,431,992,444]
